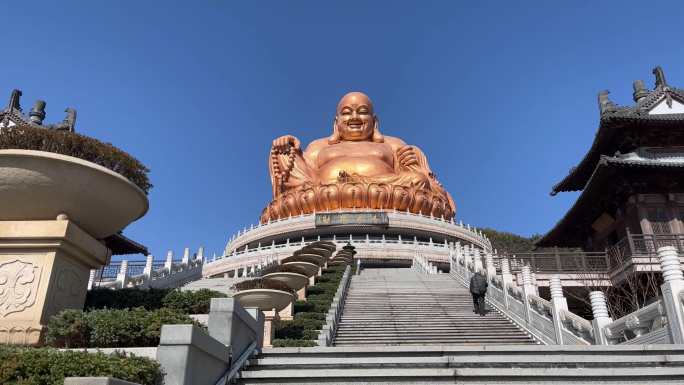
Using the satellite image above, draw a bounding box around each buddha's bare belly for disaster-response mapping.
[318,157,395,184]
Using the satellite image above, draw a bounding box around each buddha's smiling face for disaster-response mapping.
[335,92,375,141]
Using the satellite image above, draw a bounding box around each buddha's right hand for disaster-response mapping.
[272,135,301,153]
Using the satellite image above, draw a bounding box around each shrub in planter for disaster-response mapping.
[45,308,201,348]
[85,288,171,311]
[274,319,323,340]
[161,289,227,314]
[305,286,325,296]
[272,339,317,348]
[294,312,326,321]
[0,346,162,385]
[0,125,151,193]
[293,301,315,313]
[231,278,296,294]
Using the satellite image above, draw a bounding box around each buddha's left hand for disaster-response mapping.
[397,145,419,168]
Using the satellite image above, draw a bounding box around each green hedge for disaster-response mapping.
[45,308,201,348]
[0,346,162,385]
[161,289,227,314]
[272,339,317,347]
[0,125,151,194]
[84,288,226,314]
[85,288,171,311]
[273,264,348,345]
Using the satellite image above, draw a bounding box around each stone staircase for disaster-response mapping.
[333,268,535,346]
[238,345,684,384]
[237,268,684,384]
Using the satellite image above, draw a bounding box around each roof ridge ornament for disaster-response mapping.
[653,66,668,89]
[598,90,617,115]
[632,80,649,103]
[7,89,22,112]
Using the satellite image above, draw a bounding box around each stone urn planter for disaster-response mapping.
[283,253,326,267]
[0,150,149,345]
[263,272,309,303]
[233,289,295,348]
[0,149,148,238]
[232,289,295,312]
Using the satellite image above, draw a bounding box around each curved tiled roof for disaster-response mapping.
[538,154,684,247]
[551,75,684,195]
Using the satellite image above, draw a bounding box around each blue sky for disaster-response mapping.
[3,2,683,260]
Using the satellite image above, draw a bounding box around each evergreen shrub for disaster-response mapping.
[271,339,317,347]
[0,346,162,385]
[84,288,171,311]
[45,308,201,348]
[0,125,151,193]
[161,289,227,314]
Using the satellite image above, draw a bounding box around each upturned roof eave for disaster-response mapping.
[538,156,684,247]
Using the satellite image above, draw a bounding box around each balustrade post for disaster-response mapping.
[473,249,484,273]
[165,250,174,271]
[181,247,190,266]
[549,275,568,344]
[143,254,154,280]
[197,247,204,263]
[658,246,684,343]
[87,269,96,291]
[500,257,512,309]
[485,252,496,280]
[531,272,539,296]
[590,291,612,345]
[116,260,129,289]
[521,265,534,322]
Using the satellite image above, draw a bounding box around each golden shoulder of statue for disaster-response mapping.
[261,92,456,223]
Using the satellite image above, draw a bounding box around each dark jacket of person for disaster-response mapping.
[469,273,488,295]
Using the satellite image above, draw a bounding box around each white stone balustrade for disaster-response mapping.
[223,210,492,256]
[89,246,206,290]
[204,237,464,279]
[450,245,684,346]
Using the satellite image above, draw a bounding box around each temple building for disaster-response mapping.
[537,67,684,277]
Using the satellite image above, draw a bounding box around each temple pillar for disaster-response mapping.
[0,220,109,345]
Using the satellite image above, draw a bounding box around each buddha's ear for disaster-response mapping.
[372,115,384,143]
[328,117,341,144]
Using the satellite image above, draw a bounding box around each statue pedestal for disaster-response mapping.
[0,220,109,345]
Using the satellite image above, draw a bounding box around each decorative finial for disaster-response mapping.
[653,66,667,88]
[598,90,616,114]
[632,80,649,103]
[29,100,46,125]
[8,89,22,111]
[62,108,76,132]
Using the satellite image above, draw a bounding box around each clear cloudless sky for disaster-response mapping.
[2,1,683,260]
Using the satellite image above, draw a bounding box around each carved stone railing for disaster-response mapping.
[204,238,458,278]
[89,247,205,290]
[223,209,492,255]
[603,301,669,344]
[501,251,609,273]
[449,243,684,346]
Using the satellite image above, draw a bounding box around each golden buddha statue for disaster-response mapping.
[261,92,456,222]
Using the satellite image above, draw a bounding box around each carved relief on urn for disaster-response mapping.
[260,92,456,222]
[0,259,42,318]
